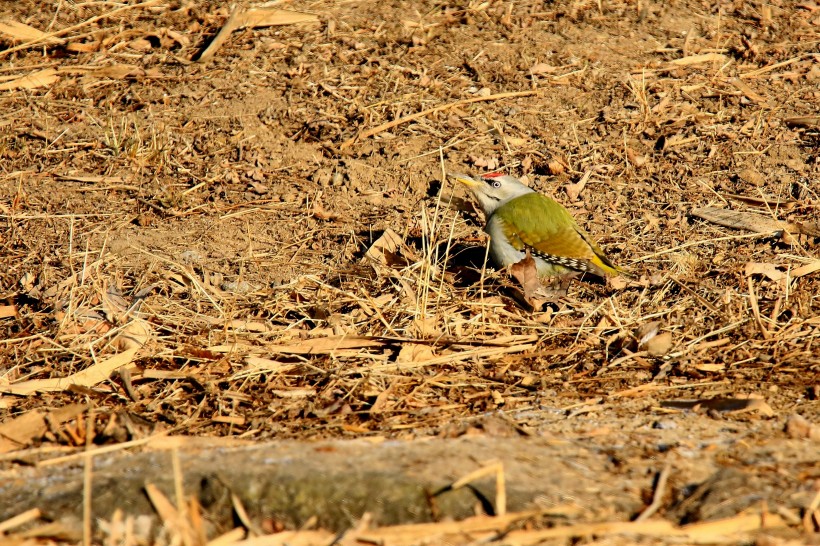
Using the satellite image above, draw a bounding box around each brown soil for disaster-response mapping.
[0,0,819,544]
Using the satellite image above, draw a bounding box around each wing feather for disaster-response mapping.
[492,193,620,276]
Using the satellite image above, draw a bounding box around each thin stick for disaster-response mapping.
[636,463,672,521]
[0,0,161,59]
[172,449,185,519]
[38,435,165,467]
[195,6,243,63]
[0,508,42,534]
[82,470,93,541]
[740,54,815,79]
[340,89,539,149]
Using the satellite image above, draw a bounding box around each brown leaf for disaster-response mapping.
[736,168,766,186]
[546,157,569,175]
[0,20,61,44]
[530,63,558,75]
[0,404,87,453]
[270,335,387,355]
[509,252,540,298]
[784,414,820,441]
[470,156,499,170]
[564,178,586,202]
[670,53,728,65]
[689,206,800,240]
[0,304,16,319]
[626,147,647,168]
[312,199,339,221]
[643,332,673,356]
[364,228,406,266]
[238,8,319,28]
[744,262,785,282]
[197,7,318,62]
[396,343,435,363]
[0,68,58,91]
[1,347,139,395]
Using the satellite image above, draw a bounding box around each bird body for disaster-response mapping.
[451,172,626,278]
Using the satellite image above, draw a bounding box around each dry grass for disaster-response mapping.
[0,0,819,543]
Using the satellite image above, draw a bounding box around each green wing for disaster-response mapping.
[495,193,621,276]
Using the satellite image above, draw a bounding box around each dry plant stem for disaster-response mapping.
[231,493,262,536]
[340,89,539,149]
[0,0,162,59]
[740,53,818,79]
[173,449,185,519]
[450,461,507,516]
[37,435,166,467]
[747,277,770,340]
[82,452,93,546]
[635,463,672,521]
[196,6,242,63]
[0,509,42,534]
[804,489,820,533]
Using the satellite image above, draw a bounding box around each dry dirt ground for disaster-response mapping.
[1,0,819,544]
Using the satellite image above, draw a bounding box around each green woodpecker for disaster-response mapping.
[451,172,627,278]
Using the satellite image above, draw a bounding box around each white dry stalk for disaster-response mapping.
[413,183,459,335]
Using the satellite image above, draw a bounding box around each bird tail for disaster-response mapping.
[590,254,635,279]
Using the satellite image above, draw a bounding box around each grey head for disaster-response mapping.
[449,172,534,216]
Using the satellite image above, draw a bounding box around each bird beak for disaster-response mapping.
[447,173,479,188]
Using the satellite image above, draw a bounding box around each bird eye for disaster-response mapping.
[491,180,501,188]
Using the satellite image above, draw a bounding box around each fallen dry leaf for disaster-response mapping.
[564,178,586,202]
[312,199,339,221]
[689,206,797,240]
[626,147,647,168]
[736,167,766,186]
[642,331,673,356]
[396,343,435,363]
[509,252,544,304]
[0,68,58,91]
[744,262,786,282]
[239,8,319,28]
[197,7,318,62]
[0,20,62,43]
[364,228,406,266]
[0,305,16,319]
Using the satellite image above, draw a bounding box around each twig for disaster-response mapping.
[195,6,243,63]
[635,463,672,521]
[340,89,539,150]
[740,53,816,79]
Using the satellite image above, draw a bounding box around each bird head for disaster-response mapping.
[449,171,534,216]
